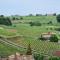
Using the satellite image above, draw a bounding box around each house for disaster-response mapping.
[47,14,53,16]
[0,44,34,60]
[53,51,60,57]
[41,32,56,40]
[8,52,34,60]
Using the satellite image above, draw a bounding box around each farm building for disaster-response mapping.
[8,52,34,60]
[8,45,34,60]
[46,14,53,16]
[53,51,60,57]
[40,32,56,40]
[0,53,34,60]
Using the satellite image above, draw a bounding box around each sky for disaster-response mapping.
[0,0,60,16]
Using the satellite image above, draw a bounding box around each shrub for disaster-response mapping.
[47,21,52,24]
[38,37,46,41]
[34,54,44,60]
[36,14,42,16]
[50,34,58,42]
[0,17,12,26]
[20,17,23,20]
[29,21,41,26]
[13,25,16,27]
[12,17,16,20]
[29,22,34,26]
[55,28,60,31]
[49,57,59,60]
[29,14,33,16]
[56,14,60,22]
[53,13,56,16]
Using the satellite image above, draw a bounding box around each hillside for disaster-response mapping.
[0,16,60,56]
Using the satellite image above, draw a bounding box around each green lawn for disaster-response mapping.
[0,42,19,57]
[0,16,60,56]
[0,41,27,57]
[7,35,60,55]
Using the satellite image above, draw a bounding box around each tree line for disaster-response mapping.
[0,15,12,26]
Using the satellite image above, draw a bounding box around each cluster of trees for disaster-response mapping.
[56,14,60,22]
[29,21,41,26]
[34,54,60,60]
[49,57,60,60]
[34,54,44,60]
[0,15,12,26]
[29,21,53,27]
[50,34,58,42]
[55,28,60,31]
[12,17,23,20]
[47,21,52,25]
[28,13,56,16]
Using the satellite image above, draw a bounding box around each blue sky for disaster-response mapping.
[0,0,60,15]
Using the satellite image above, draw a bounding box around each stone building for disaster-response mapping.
[8,52,34,60]
[8,44,34,60]
[41,32,56,40]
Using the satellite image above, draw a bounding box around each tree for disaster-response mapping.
[20,17,23,20]
[49,57,59,60]
[0,16,12,26]
[12,17,16,20]
[55,28,60,31]
[36,14,42,16]
[50,34,58,42]
[26,44,32,55]
[29,21,41,26]
[53,13,56,16]
[29,14,33,16]
[56,14,60,22]
[45,14,47,16]
[0,15,4,17]
[29,22,34,26]
[6,17,12,25]
[34,54,44,60]
[47,21,52,24]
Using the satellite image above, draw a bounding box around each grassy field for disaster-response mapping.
[0,42,20,57]
[8,37,60,55]
[0,16,60,56]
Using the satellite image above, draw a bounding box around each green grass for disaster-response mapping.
[7,35,60,55]
[0,28,17,36]
[0,43,19,57]
[0,41,27,57]
[12,23,59,37]
[22,16,57,23]
[0,16,60,56]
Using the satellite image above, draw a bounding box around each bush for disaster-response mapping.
[20,17,23,20]
[38,35,48,41]
[56,14,60,22]
[55,28,60,31]
[47,21,52,24]
[12,17,16,20]
[38,37,46,41]
[29,22,34,26]
[36,14,42,16]
[49,57,59,60]
[29,21,41,26]
[0,16,12,26]
[50,34,58,42]
[13,25,16,27]
[34,54,44,60]
[29,14,33,16]
[53,13,56,16]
